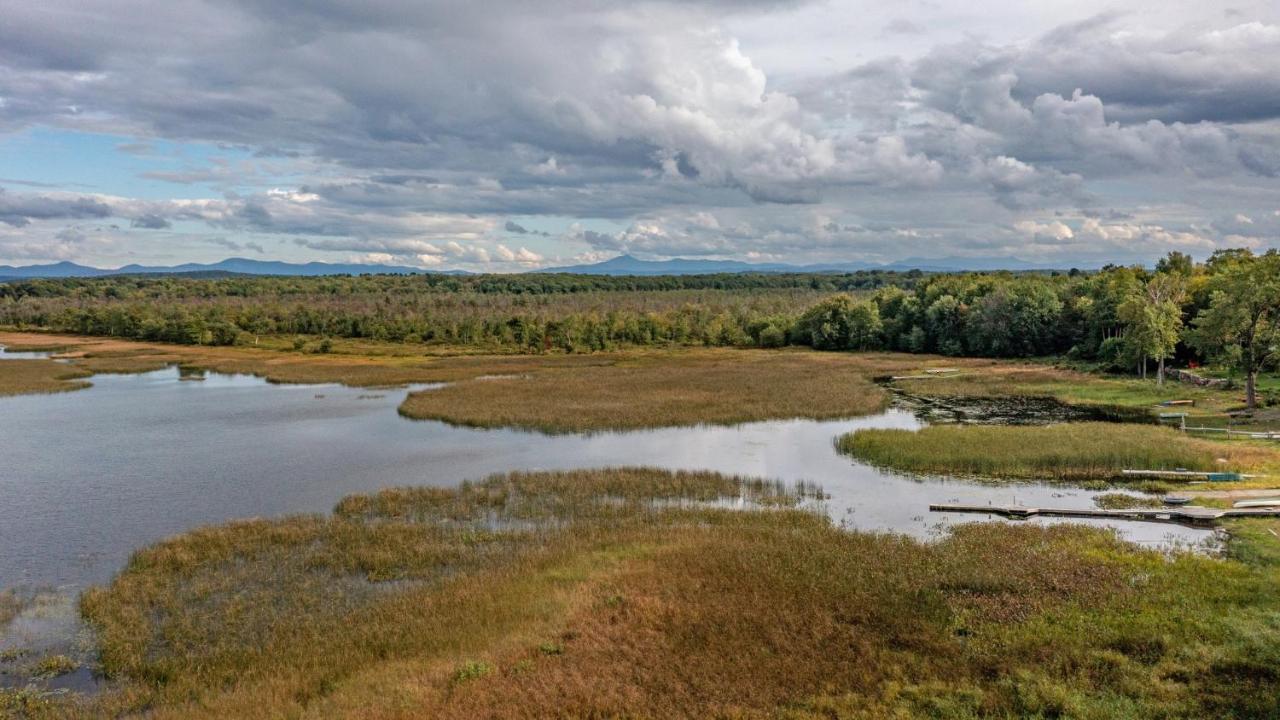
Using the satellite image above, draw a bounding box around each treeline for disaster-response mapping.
[788,249,1279,407]
[0,269,912,301]
[2,251,1276,405]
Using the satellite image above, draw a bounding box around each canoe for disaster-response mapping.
[1228,497,1280,507]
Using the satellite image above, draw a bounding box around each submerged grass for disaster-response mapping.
[0,590,24,629]
[16,468,1277,718]
[839,422,1280,482]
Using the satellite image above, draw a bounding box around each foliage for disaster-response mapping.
[1189,251,1280,407]
[792,294,882,350]
[3,251,1277,380]
[1117,272,1185,382]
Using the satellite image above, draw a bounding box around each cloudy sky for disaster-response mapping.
[1,1,1278,270]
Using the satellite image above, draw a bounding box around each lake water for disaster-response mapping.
[0,346,1213,685]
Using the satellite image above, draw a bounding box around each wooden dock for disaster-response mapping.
[1182,426,1280,441]
[930,503,1280,527]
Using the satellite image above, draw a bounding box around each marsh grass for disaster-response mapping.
[29,655,78,679]
[0,358,91,396]
[839,422,1279,482]
[20,468,1273,718]
[891,362,1258,422]
[0,590,25,629]
[398,349,891,431]
[1093,493,1169,509]
[1,332,895,430]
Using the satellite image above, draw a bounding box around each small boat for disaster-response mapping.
[1123,470,1261,481]
[1162,496,1192,506]
[1233,498,1280,509]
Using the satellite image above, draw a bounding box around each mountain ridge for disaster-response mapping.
[0,254,1075,279]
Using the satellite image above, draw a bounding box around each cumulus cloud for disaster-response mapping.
[0,3,1277,266]
[0,188,112,227]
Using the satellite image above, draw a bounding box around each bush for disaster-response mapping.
[758,324,787,348]
[794,294,882,351]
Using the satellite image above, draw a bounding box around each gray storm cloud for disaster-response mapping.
[0,1,1277,266]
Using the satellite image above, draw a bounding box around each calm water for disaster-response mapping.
[0,346,1213,685]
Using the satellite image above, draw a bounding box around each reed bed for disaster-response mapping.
[1093,493,1169,509]
[1,332,892,429]
[398,349,890,431]
[839,422,1278,482]
[8,469,1274,718]
[0,358,91,396]
[0,590,24,629]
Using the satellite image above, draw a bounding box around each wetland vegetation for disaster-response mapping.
[4,251,1280,717]
[0,358,90,397]
[6,469,1278,719]
[398,349,891,431]
[4,250,1276,400]
[840,423,1280,484]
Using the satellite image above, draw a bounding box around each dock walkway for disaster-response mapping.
[930,503,1280,527]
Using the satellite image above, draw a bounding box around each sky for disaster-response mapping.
[0,1,1278,271]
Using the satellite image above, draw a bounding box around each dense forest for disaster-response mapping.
[3,250,1278,405]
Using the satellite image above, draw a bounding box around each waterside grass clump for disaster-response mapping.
[14,469,1276,718]
[839,422,1280,483]
[1093,493,1170,510]
[0,358,91,397]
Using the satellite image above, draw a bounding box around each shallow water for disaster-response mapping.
[0,346,1213,686]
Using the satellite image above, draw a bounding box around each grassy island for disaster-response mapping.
[840,423,1279,483]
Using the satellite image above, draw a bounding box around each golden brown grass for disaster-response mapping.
[840,422,1280,482]
[0,358,91,396]
[1,332,896,430]
[0,330,539,387]
[18,468,1276,719]
[399,348,891,431]
[0,590,24,629]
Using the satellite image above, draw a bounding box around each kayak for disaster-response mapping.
[1233,498,1280,509]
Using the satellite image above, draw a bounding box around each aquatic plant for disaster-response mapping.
[839,422,1277,482]
[49,469,1280,718]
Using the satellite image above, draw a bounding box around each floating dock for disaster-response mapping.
[1121,469,1266,481]
[930,503,1280,527]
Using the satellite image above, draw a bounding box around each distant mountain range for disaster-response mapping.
[0,258,445,279]
[539,254,1062,275]
[0,254,1066,281]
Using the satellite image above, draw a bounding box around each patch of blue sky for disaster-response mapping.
[0,126,285,200]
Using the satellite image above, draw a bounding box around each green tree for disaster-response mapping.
[1189,252,1280,408]
[1118,273,1186,384]
[1155,251,1194,277]
[965,282,1063,357]
[794,295,882,351]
